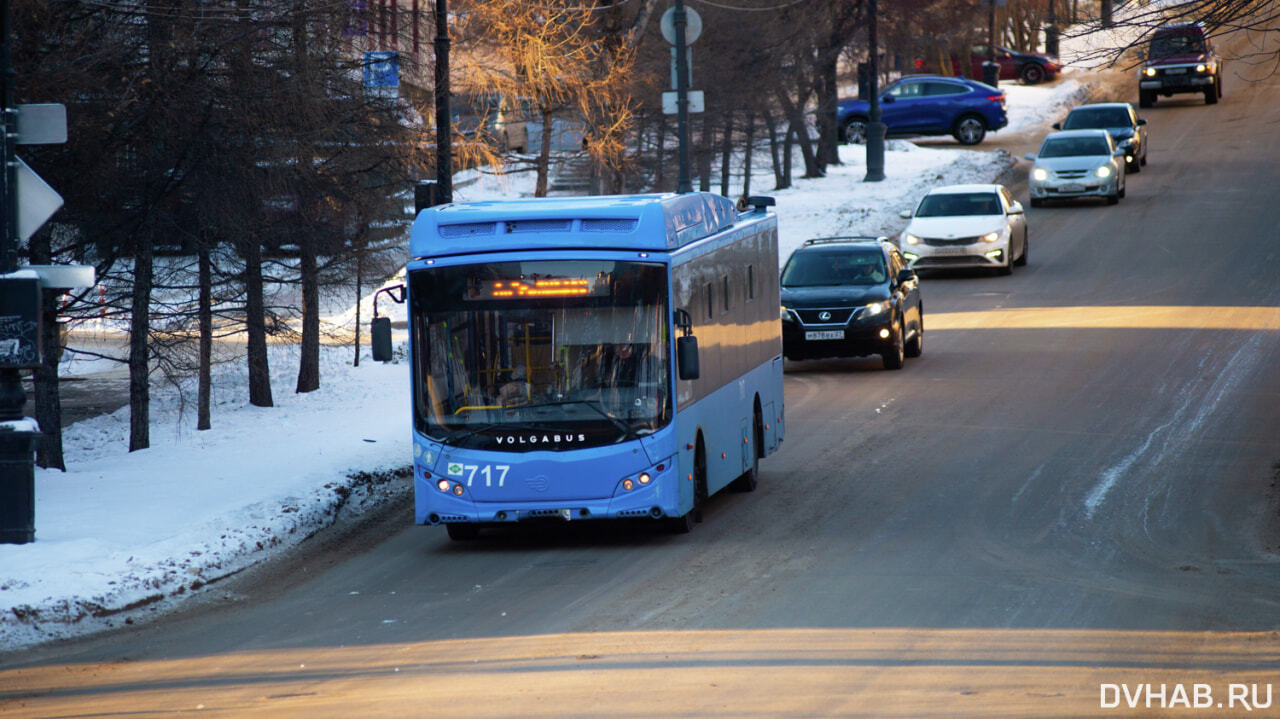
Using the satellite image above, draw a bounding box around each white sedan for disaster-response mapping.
[897,184,1028,275]
[1024,128,1127,206]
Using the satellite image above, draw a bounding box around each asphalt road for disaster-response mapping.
[5,59,1280,719]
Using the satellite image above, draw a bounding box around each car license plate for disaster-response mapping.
[805,330,843,341]
[1165,67,1186,74]
[929,245,969,256]
[1061,183,1084,193]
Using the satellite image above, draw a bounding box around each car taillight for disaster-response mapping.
[986,94,1005,107]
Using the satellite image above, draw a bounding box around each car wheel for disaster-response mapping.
[1139,90,1156,108]
[1118,179,1126,199]
[1020,63,1046,84]
[1030,197,1044,208]
[1106,189,1120,205]
[882,317,905,370]
[1141,149,1148,166]
[446,523,480,541]
[1127,154,1141,173]
[1015,231,1028,266]
[844,117,868,145]
[952,115,987,145]
[1204,84,1218,105]
[904,312,924,358]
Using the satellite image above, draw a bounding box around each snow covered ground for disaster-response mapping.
[1,76,1093,652]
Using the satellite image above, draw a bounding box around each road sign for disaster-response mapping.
[660,6,702,45]
[15,157,63,243]
[663,90,704,115]
[15,104,67,145]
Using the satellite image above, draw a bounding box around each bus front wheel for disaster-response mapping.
[666,439,707,533]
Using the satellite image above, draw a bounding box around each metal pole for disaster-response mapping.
[1,0,16,273]
[433,0,452,204]
[673,0,692,194]
[1046,0,1059,57]
[863,0,884,182]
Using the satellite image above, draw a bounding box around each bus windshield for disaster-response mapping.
[409,259,670,451]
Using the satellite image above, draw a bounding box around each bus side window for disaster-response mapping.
[706,282,713,320]
[747,264,755,301]
[722,275,730,313]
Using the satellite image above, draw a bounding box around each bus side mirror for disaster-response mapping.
[371,316,393,362]
[674,308,700,381]
[370,284,406,363]
[677,336,700,381]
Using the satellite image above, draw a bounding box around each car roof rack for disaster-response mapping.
[802,236,888,246]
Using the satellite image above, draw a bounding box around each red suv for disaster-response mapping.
[1139,23,1222,107]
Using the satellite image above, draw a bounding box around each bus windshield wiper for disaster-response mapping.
[518,400,640,441]
[444,422,541,445]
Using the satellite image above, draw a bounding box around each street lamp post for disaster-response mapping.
[673,0,692,194]
[863,0,884,182]
[433,0,452,205]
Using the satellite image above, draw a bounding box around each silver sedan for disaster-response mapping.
[1024,129,1127,207]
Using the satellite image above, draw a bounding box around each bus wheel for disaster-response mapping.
[446,523,480,541]
[666,439,707,532]
[731,407,763,492]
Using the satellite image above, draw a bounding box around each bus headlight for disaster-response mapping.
[436,479,451,492]
[638,472,652,485]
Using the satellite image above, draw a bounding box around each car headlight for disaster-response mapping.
[902,233,920,245]
[980,230,1001,243]
[862,301,888,317]
[1195,63,1206,72]
[1032,167,1048,181]
[780,305,792,321]
[1096,165,1113,178]
[1143,67,1157,77]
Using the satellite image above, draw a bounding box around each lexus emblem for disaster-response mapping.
[818,311,832,321]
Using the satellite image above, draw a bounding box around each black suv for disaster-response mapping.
[780,237,923,370]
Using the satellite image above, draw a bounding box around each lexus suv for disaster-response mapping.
[780,237,923,370]
[1139,23,1222,107]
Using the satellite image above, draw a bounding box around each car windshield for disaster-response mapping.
[781,250,887,287]
[1150,32,1205,56]
[1063,108,1132,129]
[1039,136,1111,158]
[408,259,670,451]
[914,192,1003,217]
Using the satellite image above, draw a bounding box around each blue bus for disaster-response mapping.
[375,192,784,538]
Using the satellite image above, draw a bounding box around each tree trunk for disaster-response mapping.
[778,90,822,178]
[243,239,273,408]
[353,250,362,368]
[816,54,841,168]
[296,245,320,393]
[128,239,153,452]
[536,108,553,197]
[197,239,212,430]
[782,123,794,189]
[719,110,734,198]
[741,111,755,200]
[697,110,713,192]
[655,113,667,189]
[766,110,786,190]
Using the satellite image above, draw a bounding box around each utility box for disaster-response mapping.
[0,276,42,369]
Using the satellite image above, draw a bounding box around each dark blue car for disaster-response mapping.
[838,75,1008,146]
